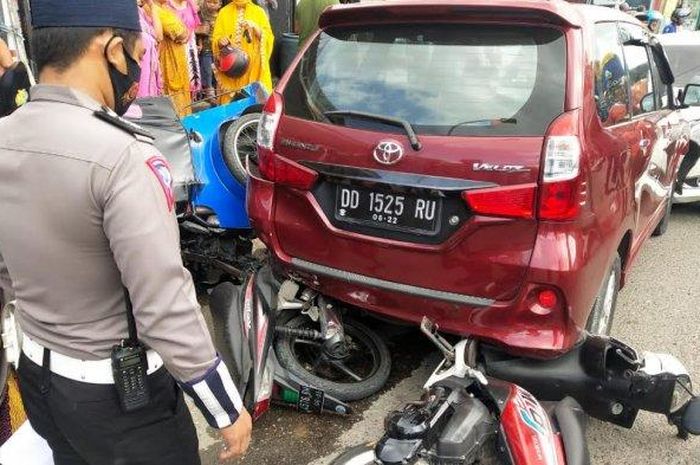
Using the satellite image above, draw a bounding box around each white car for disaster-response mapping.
[660,32,700,204]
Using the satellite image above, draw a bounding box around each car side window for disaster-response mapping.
[648,48,668,109]
[594,22,630,126]
[620,24,655,116]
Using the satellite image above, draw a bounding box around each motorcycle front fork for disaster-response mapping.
[479,334,700,438]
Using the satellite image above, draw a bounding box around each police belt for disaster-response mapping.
[21,334,164,385]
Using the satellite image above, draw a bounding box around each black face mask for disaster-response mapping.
[104,36,141,116]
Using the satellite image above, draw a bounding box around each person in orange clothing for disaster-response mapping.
[156,0,192,115]
[211,0,273,103]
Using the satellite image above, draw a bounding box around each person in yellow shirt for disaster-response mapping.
[156,0,192,115]
[211,0,273,103]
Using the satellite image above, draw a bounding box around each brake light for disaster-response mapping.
[256,92,318,190]
[462,184,536,219]
[538,111,585,221]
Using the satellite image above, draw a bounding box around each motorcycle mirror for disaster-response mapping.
[682,397,700,435]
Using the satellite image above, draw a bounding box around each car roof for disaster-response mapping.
[320,0,642,29]
[574,3,643,25]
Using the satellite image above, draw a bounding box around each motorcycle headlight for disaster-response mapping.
[671,376,694,414]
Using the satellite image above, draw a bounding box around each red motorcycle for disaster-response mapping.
[330,318,700,465]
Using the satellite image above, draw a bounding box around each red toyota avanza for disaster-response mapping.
[248,1,689,357]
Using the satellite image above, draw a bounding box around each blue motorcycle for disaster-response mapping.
[127,83,268,287]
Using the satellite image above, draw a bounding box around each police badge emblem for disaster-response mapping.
[146,156,175,212]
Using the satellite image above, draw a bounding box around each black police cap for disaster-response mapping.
[30,0,141,31]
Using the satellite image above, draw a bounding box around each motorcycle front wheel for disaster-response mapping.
[275,316,391,401]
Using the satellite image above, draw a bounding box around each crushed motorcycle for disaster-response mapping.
[331,317,700,465]
[209,265,700,462]
[125,83,267,287]
[124,86,361,418]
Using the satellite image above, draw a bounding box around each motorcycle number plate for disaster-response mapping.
[297,386,325,414]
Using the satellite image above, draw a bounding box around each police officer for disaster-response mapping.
[0,1,252,464]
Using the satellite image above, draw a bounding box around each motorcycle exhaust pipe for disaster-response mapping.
[479,334,698,436]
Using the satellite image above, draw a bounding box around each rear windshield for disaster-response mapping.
[283,24,567,137]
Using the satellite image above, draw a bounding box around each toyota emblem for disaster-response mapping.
[373,140,404,165]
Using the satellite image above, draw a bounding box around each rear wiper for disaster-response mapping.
[447,118,517,136]
[324,110,422,151]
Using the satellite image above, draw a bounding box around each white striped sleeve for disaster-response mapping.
[179,356,243,429]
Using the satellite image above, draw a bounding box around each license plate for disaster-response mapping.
[335,184,441,235]
[297,386,325,413]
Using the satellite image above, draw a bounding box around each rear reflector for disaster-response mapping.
[252,398,271,421]
[527,285,564,316]
[463,184,536,219]
[537,289,558,309]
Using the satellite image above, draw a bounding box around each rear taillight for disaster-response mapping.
[462,184,536,219]
[538,111,585,221]
[252,364,274,421]
[256,92,318,190]
[257,92,282,151]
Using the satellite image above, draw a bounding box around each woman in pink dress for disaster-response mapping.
[137,0,164,97]
[168,0,202,98]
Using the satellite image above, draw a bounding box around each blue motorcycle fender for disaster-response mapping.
[181,83,268,229]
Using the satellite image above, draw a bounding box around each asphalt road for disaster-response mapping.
[195,202,700,465]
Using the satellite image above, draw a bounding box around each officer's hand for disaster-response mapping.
[219,409,252,462]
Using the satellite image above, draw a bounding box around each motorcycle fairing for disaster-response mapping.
[499,385,564,465]
[182,83,268,229]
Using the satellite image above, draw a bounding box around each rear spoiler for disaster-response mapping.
[319,0,583,29]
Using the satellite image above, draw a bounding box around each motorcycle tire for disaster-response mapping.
[586,253,621,336]
[222,113,261,185]
[275,316,391,402]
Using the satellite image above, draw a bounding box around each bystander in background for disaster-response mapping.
[212,0,274,101]
[168,0,203,98]
[137,0,164,97]
[157,0,192,114]
[295,0,337,47]
[196,0,221,99]
[0,37,30,117]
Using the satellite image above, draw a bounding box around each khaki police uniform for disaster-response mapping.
[0,85,242,465]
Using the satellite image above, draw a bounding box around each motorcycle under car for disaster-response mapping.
[208,265,352,419]
[209,265,700,463]
[332,318,700,465]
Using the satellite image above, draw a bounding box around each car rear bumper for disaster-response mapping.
[273,256,582,358]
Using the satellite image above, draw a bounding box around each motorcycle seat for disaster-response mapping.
[553,397,591,465]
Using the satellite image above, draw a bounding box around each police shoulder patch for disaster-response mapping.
[146,156,175,212]
[94,106,154,141]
